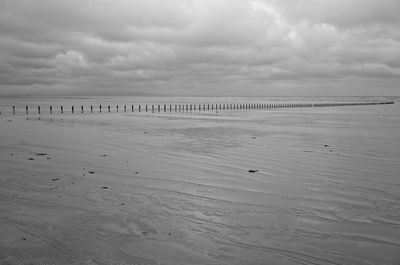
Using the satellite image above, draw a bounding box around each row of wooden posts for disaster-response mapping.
[1,101,394,115]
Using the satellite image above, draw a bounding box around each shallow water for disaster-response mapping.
[0,97,399,265]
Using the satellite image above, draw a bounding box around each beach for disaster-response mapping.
[1,98,400,265]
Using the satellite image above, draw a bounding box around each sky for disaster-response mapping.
[0,0,399,96]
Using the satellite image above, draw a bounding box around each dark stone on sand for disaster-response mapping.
[28,158,34,160]
[144,131,147,134]
[35,153,48,156]
[248,169,258,173]
[101,186,108,189]
[142,231,148,235]
[21,237,26,241]
[100,154,108,157]
[324,144,330,147]
[251,137,256,139]
[120,202,125,205]
[135,172,139,174]
[46,157,51,159]
[51,178,59,181]
[88,171,95,174]
[10,154,14,156]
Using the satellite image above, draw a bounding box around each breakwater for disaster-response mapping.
[0,101,394,116]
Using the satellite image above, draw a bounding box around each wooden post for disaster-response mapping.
[170,105,172,112]
[61,106,64,114]
[139,105,141,112]
[99,105,102,113]
[81,106,84,113]
[72,106,74,113]
[26,106,28,115]
[152,105,154,113]
[91,106,93,113]
[146,105,148,112]
[124,105,126,112]
[38,106,41,114]
[50,106,52,114]
[131,105,134,112]
[12,106,15,115]
[116,105,119,112]
[164,104,166,112]
[158,105,160,112]
[108,105,110,113]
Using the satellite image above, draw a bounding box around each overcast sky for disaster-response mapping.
[0,0,399,96]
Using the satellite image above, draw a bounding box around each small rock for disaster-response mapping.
[35,153,48,156]
[88,171,95,174]
[51,178,59,181]
[323,144,329,147]
[99,154,107,157]
[28,158,34,160]
[248,169,258,173]
[101,186,108,189]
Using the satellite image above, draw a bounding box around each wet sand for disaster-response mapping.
[1,104,400,265]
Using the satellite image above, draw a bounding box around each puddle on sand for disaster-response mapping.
[120,239,212,265]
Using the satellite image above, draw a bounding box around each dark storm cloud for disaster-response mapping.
[0,0,399,96]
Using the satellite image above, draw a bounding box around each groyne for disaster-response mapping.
[0,101,395,116]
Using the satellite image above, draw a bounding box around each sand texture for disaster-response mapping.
[1,102,400,265]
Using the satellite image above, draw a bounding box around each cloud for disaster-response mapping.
[0,0,399,96]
